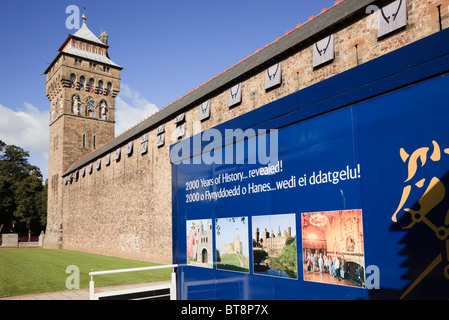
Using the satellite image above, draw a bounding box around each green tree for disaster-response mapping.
[279,236,297,279]
[0,140,46,235]
[37,179,48,227]
[14,174,44,236]
[268,257,284,275]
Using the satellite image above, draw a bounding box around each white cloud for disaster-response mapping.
[0,102,49,180]
[0,85,158,181]
[115,83,159,136]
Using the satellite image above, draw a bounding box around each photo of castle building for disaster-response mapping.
[252,214,297,279]
[215,217,249,273]
[186,219,213,268]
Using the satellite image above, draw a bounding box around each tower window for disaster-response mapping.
[106,82,112,96]
[93,136,96,148]
[82,134,86,148]
[71,94,81,115]
[99,100,108,120]
[79,76,85,90]
[58,98,63,116]
[86,98,95,117]
[98,80,103,94]
[51,103,56,121]
[88,78,95,92]
[70,74,76,88]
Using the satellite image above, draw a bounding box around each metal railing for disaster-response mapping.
[88,264,178,300]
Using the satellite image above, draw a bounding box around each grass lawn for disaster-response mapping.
[0,248,172,298]
[217,253,249,273]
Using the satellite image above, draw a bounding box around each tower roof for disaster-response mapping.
[72,19,105,46]
[63,47,121,68]
[44,15,122,74]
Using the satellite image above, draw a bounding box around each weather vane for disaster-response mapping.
[82,5,87,23]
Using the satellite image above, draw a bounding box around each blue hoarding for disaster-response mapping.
[172,29,449,300]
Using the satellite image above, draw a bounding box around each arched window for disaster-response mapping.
[58,98,63,116]
[99,100,108,120]
[51,103,56,121]
[88,78,95,92]
[79,76,85,90]
[85,98,95,117]
[70,74,76,88]
[106,82,112,96]
[98,80,103,94]
[71,94,81,115]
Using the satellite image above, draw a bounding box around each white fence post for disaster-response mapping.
[171,267,177,300]
[89,274,96,300]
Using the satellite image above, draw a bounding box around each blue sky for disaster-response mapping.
[252,213,297,242]
[0,0,337,180]
[216,217,249,257]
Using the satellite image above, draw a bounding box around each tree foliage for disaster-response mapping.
[0,140,47,235]
[279,236,297,278]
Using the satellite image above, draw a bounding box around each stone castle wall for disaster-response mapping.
[60,0,448,263]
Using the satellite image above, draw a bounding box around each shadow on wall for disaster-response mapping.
[370,168,449,300]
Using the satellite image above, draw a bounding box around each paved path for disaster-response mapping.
[1,281,171,300]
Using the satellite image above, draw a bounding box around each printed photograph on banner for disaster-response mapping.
[301,210,366,288]
[215,217,249,273]
[186,219,213,268]
[252,213,297,279]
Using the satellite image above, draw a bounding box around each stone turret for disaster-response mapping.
[99,31,108,45]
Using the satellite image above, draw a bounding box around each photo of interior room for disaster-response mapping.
[301,210,365,288]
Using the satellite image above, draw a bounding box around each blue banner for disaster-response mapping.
[172,30,449,300]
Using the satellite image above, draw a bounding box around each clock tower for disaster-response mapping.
[44,14,122,248]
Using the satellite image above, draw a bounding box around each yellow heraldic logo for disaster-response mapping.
[392,140,449,299]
